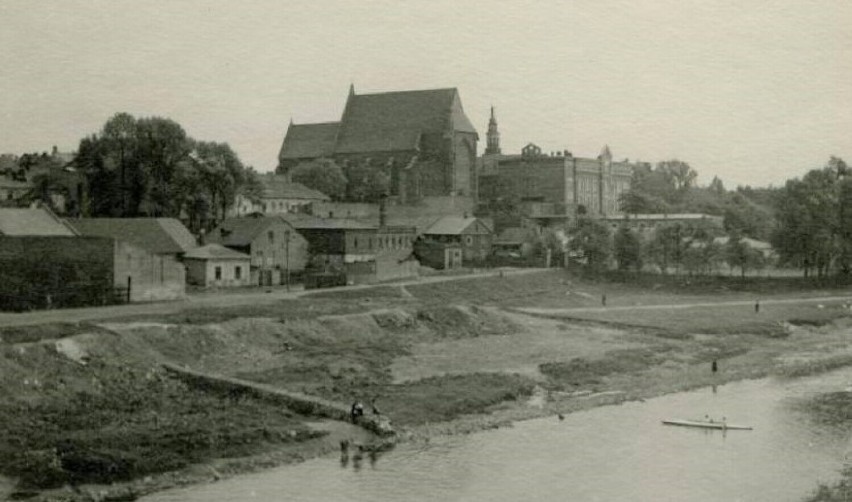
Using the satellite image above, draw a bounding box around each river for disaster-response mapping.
[143,369,852,502]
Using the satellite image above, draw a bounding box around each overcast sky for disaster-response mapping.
[1,0,850,188]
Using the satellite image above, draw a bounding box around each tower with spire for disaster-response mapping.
[484,106,501,155]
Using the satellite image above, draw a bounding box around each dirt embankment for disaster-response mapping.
[4,270,852,500]
[0,303,531,500]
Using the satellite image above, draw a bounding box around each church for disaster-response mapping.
[278,85,479,204]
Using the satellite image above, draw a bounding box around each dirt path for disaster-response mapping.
[0,268,546,328]
[517,293,852,317]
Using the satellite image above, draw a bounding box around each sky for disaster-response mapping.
[1,0,850,188]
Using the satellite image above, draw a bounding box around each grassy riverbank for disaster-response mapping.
[3,269,852,500]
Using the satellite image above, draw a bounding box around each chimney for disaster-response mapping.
[379,195,387,228]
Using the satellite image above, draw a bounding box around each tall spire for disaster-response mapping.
[349,82,355,96]
[485,105,501,155]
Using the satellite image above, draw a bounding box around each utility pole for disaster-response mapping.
[285,230,291,292]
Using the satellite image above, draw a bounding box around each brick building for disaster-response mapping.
[478,108,636,220]
[278,86,479,203]
[283,214,418,284]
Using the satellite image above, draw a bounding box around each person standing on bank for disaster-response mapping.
[712,359,718,373]
[755,300,760,313]
[601,293,607,307]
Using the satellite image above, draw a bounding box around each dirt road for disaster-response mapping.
[516,293,852,317]
[0,268,546,328]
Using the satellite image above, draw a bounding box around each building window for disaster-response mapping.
[215,266,222,280]
[354,237,359,249]
[466,236,474,246]
[235,266,242,280]
[268,230,274,244]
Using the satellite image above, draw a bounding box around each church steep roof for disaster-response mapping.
[334,88,477,154]
[279,122,340,160]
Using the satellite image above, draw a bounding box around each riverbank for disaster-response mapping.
[4,270,852,500]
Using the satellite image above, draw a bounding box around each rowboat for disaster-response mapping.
[662,419,753,430]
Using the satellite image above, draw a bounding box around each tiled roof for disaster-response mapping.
[70,218,197,254]
[0,208,78,236]
[424,216,490,236]
[335,88,477,154]
[260,175,330,200]
[279,122,340,160]
[207,216,295,247]
[606,213,723,221]
[184,243,250,260]
[281,214,377,231]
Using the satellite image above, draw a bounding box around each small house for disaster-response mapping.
[421,216,493,264]
[207,215,308,286]
[183,244,251,288]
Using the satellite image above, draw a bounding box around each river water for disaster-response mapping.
[144,370,852,502]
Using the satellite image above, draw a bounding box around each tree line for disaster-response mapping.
[74,113,262,231]
[571,156,851,278]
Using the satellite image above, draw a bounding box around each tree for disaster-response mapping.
[725,232,765,278]
[291,159,347,201]
[75,112,255,222]
[345,161,390,202]
[613,225,642,271]
[569,218,612,271]
[645,224,688,274]
[772,158,846,277]
[658,159,698,191]
[709,176,725,195]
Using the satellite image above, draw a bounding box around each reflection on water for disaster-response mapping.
[144,369,852,502]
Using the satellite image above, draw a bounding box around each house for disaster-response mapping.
[183,244,252,288]
[420,216,493,264]
[283,214,418,284]
[0,210,185,309]
[231,174,330,216]
[206,215,308,286]
[69,217,195,299]
[278,86,479,202]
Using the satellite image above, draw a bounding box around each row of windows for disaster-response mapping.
[214,265,243,280]
[352,235,414,251]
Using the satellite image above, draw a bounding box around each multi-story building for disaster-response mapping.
[477,108,636,219]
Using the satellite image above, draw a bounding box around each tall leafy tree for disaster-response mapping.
[291,158,347,201]
[345,161,390,202]
[772,158,845,277]
[569,218,612,271]
[613,225,642,271]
